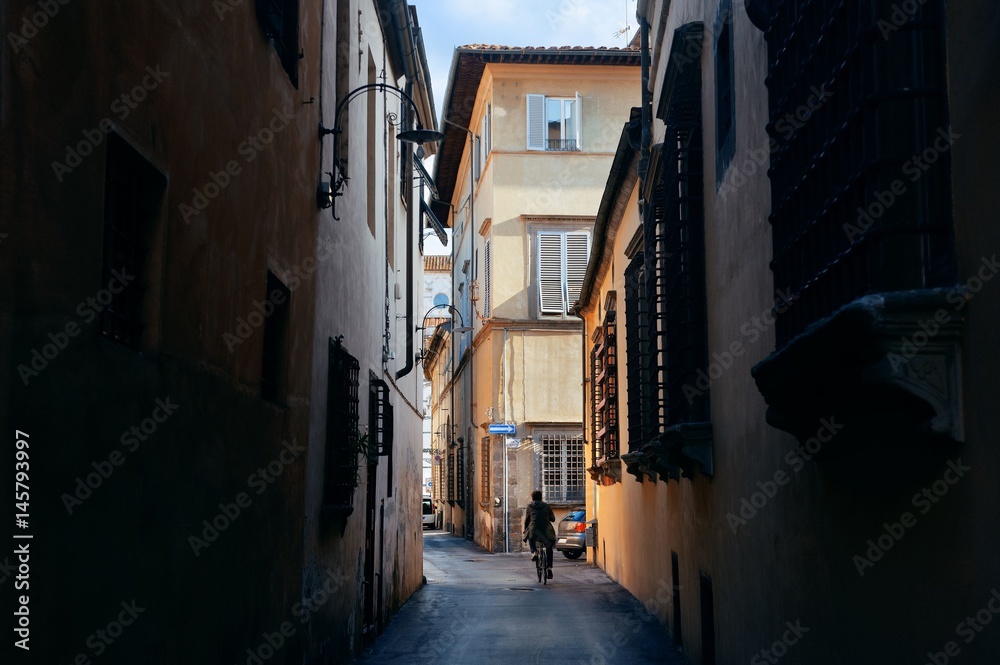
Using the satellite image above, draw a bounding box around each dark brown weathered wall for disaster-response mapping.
[1,0,322,661]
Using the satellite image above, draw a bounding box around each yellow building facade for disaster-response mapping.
[427,46,640,551]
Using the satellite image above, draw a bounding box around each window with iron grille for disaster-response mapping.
[447,449,455,504]
[763,0,954,347]
[369,376,394,496]
[261,271,291,404]
[456,445,465,507]
[541,434,585,504]
[323,337,360,508]
[481,436,491,503]
[100,133,165,349]
[590,306,619,463]
[255,0,299,87]
[645,66,709,429]
[714,0,735,184]
[624,253,653,450]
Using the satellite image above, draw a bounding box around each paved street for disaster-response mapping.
[352,531,685,664]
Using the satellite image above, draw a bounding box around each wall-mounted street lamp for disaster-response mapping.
[415,303,471,365]
[318,82,445,220]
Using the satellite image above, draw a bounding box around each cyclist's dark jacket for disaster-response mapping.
[523,500,556,545]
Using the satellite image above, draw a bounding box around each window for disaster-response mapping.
[700,572,716,665]
[671,552,683,646]
[763,0,954,346]
[323,337,361,509]
[526,93,582,151]
[714,0,734,183]
[261,271,291,403]
[624,252,653,450]
[590,303,619,464]
[456,444,465,507]
[536,231,590,315]
[369,376,393,496]
[541,433,585,504]
[100,133,165,349]
[433,293,449,307]
[255,0,299,86]
[647,44,709,429]
[482,103,492,159]
[481,436,491,503]
[447,449,455,505]
[473,135,482,182]
[483,237,492,317]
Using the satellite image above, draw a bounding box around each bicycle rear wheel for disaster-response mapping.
[536,553,543,583]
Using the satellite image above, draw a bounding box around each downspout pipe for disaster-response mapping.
[392,0,418,380]
[637,4,652,181]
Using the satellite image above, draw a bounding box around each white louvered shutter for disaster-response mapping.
[565,232,590,308]
[483,237,492,317]
[538,233,564,313]
[526,94,545,150]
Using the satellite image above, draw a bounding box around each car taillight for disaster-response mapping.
[574,523,586,532]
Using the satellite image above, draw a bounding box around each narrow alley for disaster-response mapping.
[352,533,685,664]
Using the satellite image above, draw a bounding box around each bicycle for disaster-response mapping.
[534,542,551,585]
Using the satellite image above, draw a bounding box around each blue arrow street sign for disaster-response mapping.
[488,423,516,435]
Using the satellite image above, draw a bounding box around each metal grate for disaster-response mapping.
[456,445,466,506]
[624,253,650,451]
[645,75,709,429]
[764,0,954,346]
[541,434,585,504]
[590,308,619,462]
[323,337,361,507]
[447,449,455,503]
[481,437,491,503]
[545,139,579,151]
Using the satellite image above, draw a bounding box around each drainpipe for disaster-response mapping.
[502,327,509,553]
[571,304,591,558]
[392,0,419,380]
[637,4,652,181]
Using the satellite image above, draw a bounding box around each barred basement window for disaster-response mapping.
[763,0,955,346]
[323,337,360,509]
[481,436,491,503]
[541,434,584,504]
[590,304,619,462]
[100,133,166,349]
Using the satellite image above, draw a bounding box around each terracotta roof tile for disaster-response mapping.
[423,255,452,272]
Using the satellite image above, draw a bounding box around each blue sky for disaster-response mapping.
[409,0,637,253]
[410,0,637,121]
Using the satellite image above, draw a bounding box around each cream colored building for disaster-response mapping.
[577,0,1000,663]
[427,45,639,551]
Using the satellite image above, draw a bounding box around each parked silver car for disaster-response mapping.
[555,508,586,559]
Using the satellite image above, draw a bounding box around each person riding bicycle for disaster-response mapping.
[523,490,556,578]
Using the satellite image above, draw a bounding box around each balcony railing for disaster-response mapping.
[545,139,579,151]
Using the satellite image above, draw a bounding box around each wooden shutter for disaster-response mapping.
[537,232,564,313]
[565,232,590,307]
[526,94,545,150]
[484,237,492,317]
